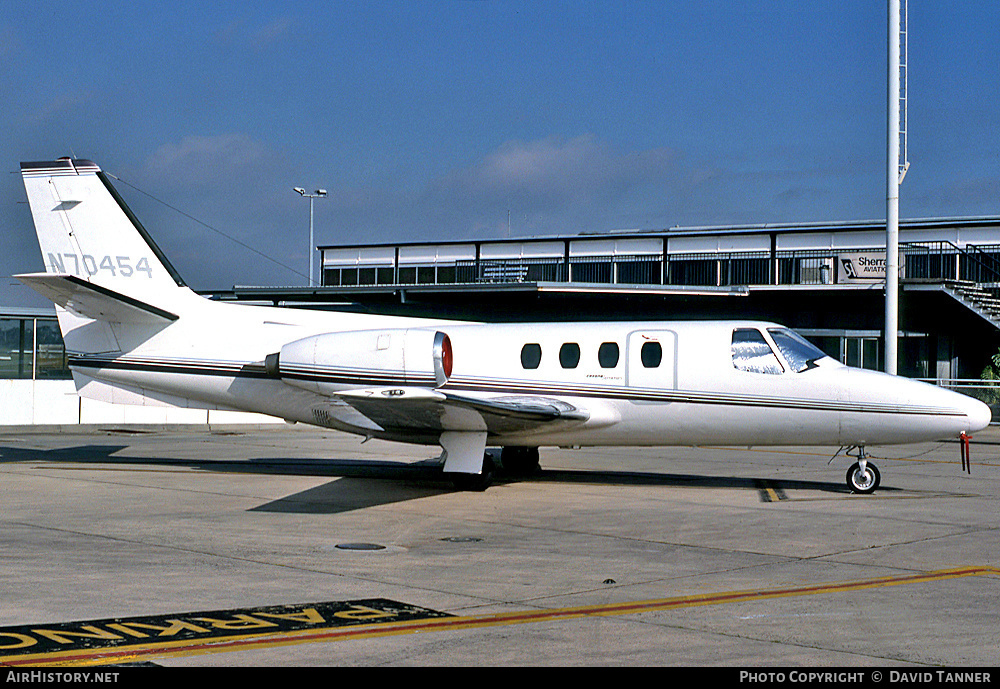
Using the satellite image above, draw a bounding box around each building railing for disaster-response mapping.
[902,241,1000,288]
[321,242,1000,290]
[459,257,567,284]
[920,378,1000,406]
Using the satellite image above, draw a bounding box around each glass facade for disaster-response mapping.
[0,317,71,380]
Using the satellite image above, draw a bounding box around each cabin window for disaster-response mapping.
[640,341,662,368]
[598,342,619,368]
[767,328,826,373]
[559,342,581,368]
[520,343,542,369]
[732,328,783,374]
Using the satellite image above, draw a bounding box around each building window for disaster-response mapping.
[0,318,33,379]
[340,268,358,286]
[520,343,542,369]
[845,337,880,371]
[559,343,581,368]
[376,267,396,285]
[34,319,70,379]
[0,317,71,380]
[598,342,620,368]
[437,266,457,284]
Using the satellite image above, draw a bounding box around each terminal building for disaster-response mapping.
[4,215,1000,425]
[291,215,999,382]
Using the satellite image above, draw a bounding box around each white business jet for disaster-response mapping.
[15,159,992,493]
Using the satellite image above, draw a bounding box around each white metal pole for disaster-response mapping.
[885,0,901,375]
[309,196,315,287]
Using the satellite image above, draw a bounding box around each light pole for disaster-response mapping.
[885,0,908,375]
[293,187,327,286]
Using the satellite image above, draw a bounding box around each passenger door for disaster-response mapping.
[626,330,677,392]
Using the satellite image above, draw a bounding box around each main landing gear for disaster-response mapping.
[499,446,541,476]
[449,453,495,491]
[844,446,880,494]
[449,447,541,491]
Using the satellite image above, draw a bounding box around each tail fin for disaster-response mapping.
[18,159,196,354]
[19,158,187,293]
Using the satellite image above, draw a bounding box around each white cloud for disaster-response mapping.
[251,17,295,48]
[216,15,296,51]
[148,133,265,169]
[438,134,681,210]
[145,134,276,189]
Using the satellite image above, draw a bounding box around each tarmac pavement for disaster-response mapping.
[0,424,997,667]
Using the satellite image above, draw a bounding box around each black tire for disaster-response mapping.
[846,462,880,494]
[500,446,540,475]
[448,453,495,491]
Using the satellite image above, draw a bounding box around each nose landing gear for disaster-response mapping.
[844,446,880,494]
[846,460,881,494]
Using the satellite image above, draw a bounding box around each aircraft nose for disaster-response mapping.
[960,394,992,434]
[839,368,992,443]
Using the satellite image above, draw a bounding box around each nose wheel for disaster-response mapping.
[846,455,880,494]
[838,446,880,494]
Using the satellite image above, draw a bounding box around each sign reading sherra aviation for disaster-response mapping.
[838,251,904,282]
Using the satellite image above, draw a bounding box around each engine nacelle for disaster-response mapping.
[272,328,453,395]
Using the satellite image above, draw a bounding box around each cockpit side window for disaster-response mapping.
[732,328,783,375]
[767,328,827,373]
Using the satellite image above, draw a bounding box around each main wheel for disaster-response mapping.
[500,446,540,475]
[846,462,880,494]
[448,453,495,491]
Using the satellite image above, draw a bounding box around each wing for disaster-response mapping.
[334,386,590,438]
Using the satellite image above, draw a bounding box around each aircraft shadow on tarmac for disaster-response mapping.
[0,443,872,514]
[250,467,876,514]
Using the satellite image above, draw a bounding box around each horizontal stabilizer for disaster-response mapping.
[15,273,178,324]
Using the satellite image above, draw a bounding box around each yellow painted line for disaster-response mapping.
[6,566,998,667]
[32,466,196,473]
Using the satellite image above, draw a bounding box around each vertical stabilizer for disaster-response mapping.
[21,159,186,293]
[19,159,196,355]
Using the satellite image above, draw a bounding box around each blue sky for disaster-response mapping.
[2,1,998,306]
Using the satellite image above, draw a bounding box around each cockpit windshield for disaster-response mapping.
[767,328,828,373]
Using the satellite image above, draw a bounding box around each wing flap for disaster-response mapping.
[15,273,178,324]
[333,387,589,436]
